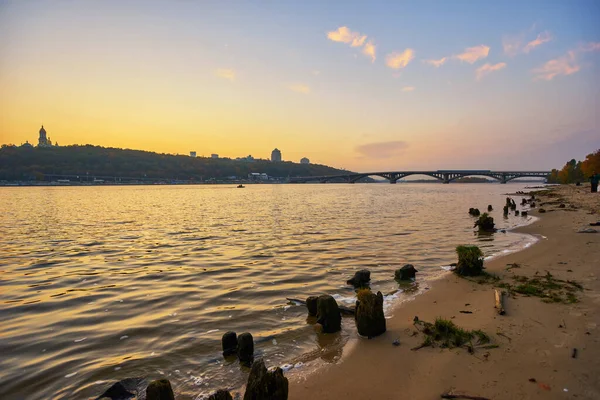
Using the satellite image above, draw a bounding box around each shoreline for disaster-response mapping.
[280,206,541,384]
[288,185,600,400]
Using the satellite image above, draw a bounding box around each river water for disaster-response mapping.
[0,183,538,399]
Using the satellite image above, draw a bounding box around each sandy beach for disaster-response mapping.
[289,185,600,400]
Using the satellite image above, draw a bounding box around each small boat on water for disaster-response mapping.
[237,184,245,188]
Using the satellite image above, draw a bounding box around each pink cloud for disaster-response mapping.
[475,62,507,80]
[454,45,490,64]
[424,57,447,67]
[580,42,600,52]
[532,51,580,80]
[362,41,376,62]
[385,49,415,69]
[523,31,553,53]
[504,30,553,56]
[327,26,367,47]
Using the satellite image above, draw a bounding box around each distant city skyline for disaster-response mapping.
[1,1,599,171]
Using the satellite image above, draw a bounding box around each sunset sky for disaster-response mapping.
[1,1,599,171]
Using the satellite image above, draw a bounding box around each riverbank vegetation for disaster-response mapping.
[547,149,600,184]
[0,145,347,181]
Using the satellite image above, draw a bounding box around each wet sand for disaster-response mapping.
[289,185,600,400]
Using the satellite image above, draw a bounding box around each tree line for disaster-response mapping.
[547,149,600,184]
[0,144,347,181]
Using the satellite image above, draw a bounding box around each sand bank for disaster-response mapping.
[289,185,600,400]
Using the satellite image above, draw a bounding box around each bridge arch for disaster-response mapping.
[446,173,502,183]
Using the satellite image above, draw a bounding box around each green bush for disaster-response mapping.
[455,245,484,276]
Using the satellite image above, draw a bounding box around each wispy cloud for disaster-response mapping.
[385,49,415,69]
[327,26,375,62]
[580,42,600,52]
[454,45,490,64]
[402,86,415,92]
[523,31,553,53]
[327,26,367,47]
[502,34,523,57]
[532,42,600,81]
[533,51,580,80]
[362,41,376,62]
[288,83,310,94]
[355,141,409,159]
[215,68,235,82]
[424,57,447,67]
[504,30,552,56]
[476,62,507,80]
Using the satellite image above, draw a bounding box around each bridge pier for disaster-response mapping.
[390,179,397,184]
[443,173,450,184]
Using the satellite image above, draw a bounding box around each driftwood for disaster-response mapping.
[441,391,491,400]
[494,290,505,315]
[286,298,355,315]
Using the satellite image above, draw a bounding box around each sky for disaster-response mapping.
[1,0,599,172]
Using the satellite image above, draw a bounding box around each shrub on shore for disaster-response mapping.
[455,245,484,276]
[413,317,491,352]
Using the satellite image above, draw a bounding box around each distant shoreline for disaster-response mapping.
[0,180,547,187]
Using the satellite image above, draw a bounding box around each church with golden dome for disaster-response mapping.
[37,125,58,147]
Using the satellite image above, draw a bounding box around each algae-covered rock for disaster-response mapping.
[146,379,174,400]
[306,296,318,316]
[503,205,509,216]
[316,295,341,333]
[539,208,546,213]
[222,331,238,357]
[515,210,520,216]
[355,290,386,338]
[346,269,370,287]
[468,208,481,216]
[208,389,234,400]
[474,213,495,232]
[487,205,493,211]
[237,332,254,366]
[243,358,289,400]
[96,377,146,400]
[395,264,417,280]
[521,211,528,217]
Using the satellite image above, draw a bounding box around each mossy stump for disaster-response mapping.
[222,331,238,357]
[208,389,234,400]
[455,245,484,276]
[306,296,318,316]
[474,213,495,232]
[355,289,386,338]
[316,295,341,333]
[243,358,289,400]
[237,332,254,366]
[395,264,417,280]
[146,379,175,400]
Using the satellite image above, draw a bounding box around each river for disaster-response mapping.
[0,183,538,399]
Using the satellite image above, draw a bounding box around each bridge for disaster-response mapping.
[289,170,551,184]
